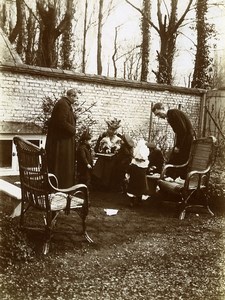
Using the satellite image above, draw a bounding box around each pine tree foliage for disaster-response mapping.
[191,0,215,88]
[140,0,151,82]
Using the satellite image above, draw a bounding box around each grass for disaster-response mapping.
[0,179,225,300]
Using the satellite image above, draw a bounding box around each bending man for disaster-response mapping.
[152,102,195,179]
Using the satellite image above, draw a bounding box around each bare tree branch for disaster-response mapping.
[125,0,160,33]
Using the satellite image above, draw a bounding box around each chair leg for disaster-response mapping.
[196,190,215,217]
[42,241,50,255]
[19,199,28,227]
[205,192,215,217]
[179,209,186,220]
[81,214,94,243]
[42,211,59,255]
[19,202,31,228]
[206,205,214,217]
[84,231,94,243]
[42,223,52,255]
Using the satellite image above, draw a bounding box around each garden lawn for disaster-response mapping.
[0,182,225,300]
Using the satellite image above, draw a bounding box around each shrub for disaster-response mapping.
[35,90,97,141]
[0,213,34,268]
[208,140,225,200]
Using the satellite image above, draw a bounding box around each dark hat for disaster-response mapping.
[123,134,134,148]
[146,141,156,148]
[106,118,121,130]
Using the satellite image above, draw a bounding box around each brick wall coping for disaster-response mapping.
[0,62,206,96]
[0,121,42,134]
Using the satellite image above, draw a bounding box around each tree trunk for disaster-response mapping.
[61,0,74,70]
[191,0,210,88]
[9,0,23,43]
[126,0,193,85]
[97,0,103,75]
[37,0,72,68]
[112,26,119,77]
[82,0,88,73]
[140,0,151,82]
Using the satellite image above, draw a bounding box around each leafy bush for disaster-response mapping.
[208,140,225,200]
[35,90,97,141]
[0,213,34,268]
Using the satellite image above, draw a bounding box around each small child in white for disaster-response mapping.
[127,138,149,207]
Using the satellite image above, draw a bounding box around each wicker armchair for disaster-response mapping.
[13,136,93,254]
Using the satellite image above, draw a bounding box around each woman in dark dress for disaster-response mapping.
[92,118,122,190]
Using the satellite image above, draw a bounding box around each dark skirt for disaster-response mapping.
[92,156,115,188]
[127,164,148,197]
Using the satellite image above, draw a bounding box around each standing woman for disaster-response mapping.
[45,89,78,188]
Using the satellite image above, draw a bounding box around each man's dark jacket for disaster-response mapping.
[167,109,195,178]
[45,97,76,188]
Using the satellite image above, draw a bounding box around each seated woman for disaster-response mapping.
[94,118,122,154]
[92,118,122,190]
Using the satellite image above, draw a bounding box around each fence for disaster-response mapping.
[203,88,225,142]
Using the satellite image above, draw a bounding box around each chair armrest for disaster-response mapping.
[48,178,88,193]
[57,184,88,193]
[160,161,189,179]
[48,173,59,188]
[47,174,88,193]
[187,166,211,179]
[184,166,211,189]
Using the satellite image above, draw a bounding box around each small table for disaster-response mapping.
[95,153,115,158]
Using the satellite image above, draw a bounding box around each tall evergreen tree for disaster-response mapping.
[60,0,75,70]
[97,0,104,75]
[191,0,214,88]
[140,0,151,82]
[25,11,37,65]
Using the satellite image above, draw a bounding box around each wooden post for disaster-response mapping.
[148,103,153,142]
[197,91,207,138]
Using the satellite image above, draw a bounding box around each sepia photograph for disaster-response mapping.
[0,0,225,299]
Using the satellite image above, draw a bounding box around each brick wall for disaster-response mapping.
[0,63,205,148]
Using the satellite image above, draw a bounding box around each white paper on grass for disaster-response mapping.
[104,209,118,216]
